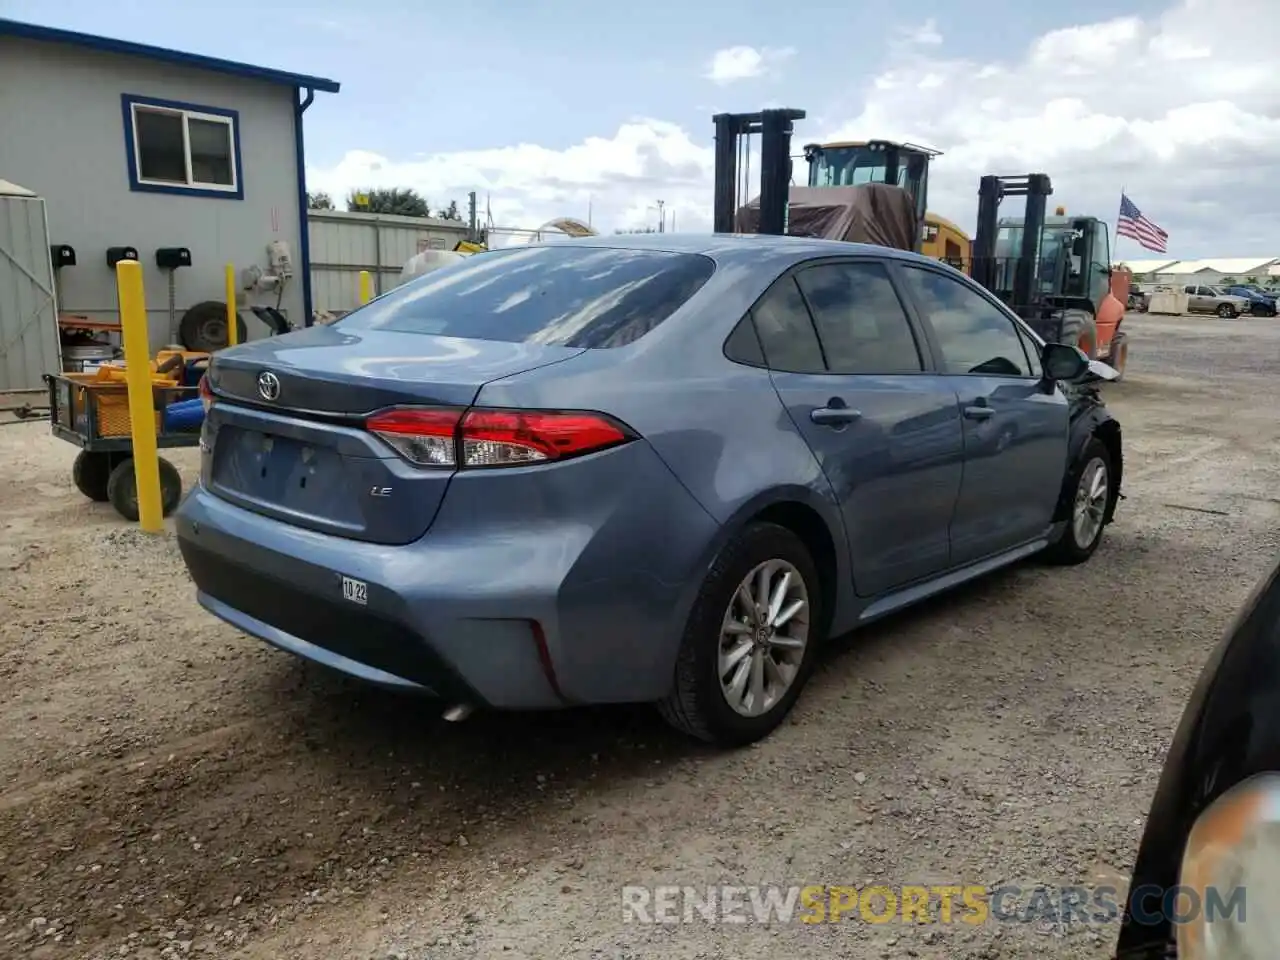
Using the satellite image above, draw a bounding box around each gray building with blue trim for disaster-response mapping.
[0,18,339,351]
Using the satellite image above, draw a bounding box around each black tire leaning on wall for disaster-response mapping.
[179,301,248,352]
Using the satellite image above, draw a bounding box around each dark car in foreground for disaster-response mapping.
[1222,285,1278,317]
[1116,555,1280,959]
[178,234,1123,747]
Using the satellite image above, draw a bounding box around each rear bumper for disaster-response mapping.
[175,441,721,709]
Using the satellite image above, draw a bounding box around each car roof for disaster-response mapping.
[527,232,939,270]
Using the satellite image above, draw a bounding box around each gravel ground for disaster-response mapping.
[2,313,1278,960]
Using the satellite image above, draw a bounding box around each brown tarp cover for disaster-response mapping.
[735,184,917,251]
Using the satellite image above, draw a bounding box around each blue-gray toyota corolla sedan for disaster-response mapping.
[177,234,1123,747]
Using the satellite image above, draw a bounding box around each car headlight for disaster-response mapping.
[1177,773,1280,959]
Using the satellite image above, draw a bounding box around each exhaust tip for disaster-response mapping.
[442,704,474,722]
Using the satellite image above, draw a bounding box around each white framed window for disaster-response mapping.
[123,94,241,198]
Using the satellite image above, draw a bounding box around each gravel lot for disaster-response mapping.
[2,313,1278,960]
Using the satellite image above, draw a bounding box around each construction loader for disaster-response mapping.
[803,139,970,262]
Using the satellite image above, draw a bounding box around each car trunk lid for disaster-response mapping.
[203,326,584,545]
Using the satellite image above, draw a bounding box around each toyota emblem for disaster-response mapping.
[257,371,281,401]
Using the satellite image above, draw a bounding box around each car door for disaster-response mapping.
[749,259,965,597]
[1184,285,1203,312]
[894,262,1069,567]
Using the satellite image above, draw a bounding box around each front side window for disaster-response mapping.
[899,266,1033,377]
[125,95,238,195]
[1014,325,1043,378]
[793,262,923,374]
[338,245,715,349]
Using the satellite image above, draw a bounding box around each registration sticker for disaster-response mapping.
[342,575,368,606]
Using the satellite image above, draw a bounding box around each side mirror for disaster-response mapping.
[1041,342,1090,382]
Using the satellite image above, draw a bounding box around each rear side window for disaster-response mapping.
[751,277,826,373]
[794,262,923,374]
[338,245,715,348]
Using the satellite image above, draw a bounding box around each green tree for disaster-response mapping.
[436,200,462,221]
[307,191,334,210]
[347,187,431,217]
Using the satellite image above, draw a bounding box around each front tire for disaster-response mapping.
[1106,332,1129,381]
[658,522,823,747]
[1043,437,1112,565]
[1217,303,1237,319]
[1060,310,1099,359]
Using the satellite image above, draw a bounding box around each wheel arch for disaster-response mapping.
[1053,407,1123,524]
[689,486,853,641]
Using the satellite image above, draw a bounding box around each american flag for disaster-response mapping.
[1116,194,1168,253]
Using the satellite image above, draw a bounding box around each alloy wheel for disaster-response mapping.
[1073,457,1109,548]
[718,559,810,717]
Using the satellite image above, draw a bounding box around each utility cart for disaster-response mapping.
[43,352,208,521]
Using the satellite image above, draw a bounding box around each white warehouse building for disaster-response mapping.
[0,17,339,390]
[1124,257,1280,288]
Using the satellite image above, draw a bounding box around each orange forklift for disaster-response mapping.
[971,175,1129,377]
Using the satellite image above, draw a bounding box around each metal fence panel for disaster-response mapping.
[0,190,61,391]
[307,210,469,315]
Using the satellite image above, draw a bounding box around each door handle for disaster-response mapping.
[810,406,862,426]
[963,405,994,421]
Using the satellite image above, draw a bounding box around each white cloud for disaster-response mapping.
[821,0,1280,254]
[902,18,942,45]
[307,0,1280,254]
[306,120,716,237]
[703,44,796,85]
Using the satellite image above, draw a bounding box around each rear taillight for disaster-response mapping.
[365,407,634,468]
[198,374,214,413]
[365,408,460,467]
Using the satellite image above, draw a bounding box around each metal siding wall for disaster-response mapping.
[0,38,306,346]
[0,194,61,392]
[306,211,468,314]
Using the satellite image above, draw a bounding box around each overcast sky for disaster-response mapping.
[6,0,1276,257]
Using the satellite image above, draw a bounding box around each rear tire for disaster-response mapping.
[106,456,184,522]
[658,522,823,747]
[1043,437,1112,565]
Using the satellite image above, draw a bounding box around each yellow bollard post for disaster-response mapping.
[115,260,164,532]
[225,263,238,346]
[358,270,372,306]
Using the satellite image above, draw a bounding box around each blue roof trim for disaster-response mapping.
[0,17,340,93]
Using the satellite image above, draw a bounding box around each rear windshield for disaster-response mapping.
[337,245,715,348]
